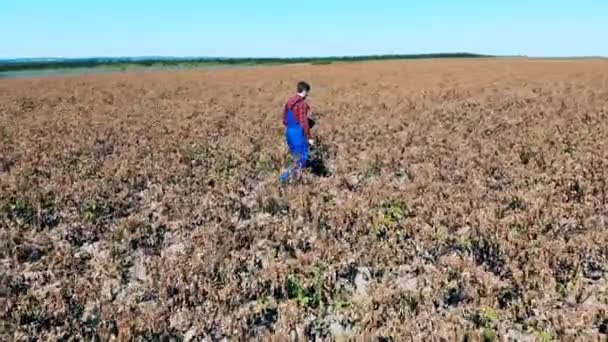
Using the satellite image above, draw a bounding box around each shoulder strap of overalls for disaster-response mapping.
[288,97,304,111]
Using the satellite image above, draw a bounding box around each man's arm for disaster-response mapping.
[305,104,314,144]
[282,103,288,126]
[295,102,312,139]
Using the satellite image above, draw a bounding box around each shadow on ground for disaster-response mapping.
[307,141,331,177]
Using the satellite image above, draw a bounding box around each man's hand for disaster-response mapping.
[308,139,315,146]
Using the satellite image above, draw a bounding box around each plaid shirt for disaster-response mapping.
[282,95,312,138]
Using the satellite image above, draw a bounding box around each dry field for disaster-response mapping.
[1,59,608,341]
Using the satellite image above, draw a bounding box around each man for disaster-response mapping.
[280,81,314,182]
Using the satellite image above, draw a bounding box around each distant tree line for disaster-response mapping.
[0,53,490,72]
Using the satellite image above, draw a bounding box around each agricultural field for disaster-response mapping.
[1,59,608,340]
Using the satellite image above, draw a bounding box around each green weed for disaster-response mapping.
[507,196,526,211]
[563,140,577,155]
[534,330,556,342]
[286,275,316,307]
[398,292,423,317]
[519,146,537,165]
[508,222,525,236]
[330,296,351,312]
[482,328,497,342]
[371,201,412,239]
[467,307,498,329]
[14,296,47,325]
[363,157,383,178]
[371,224,388,239]
[285,268,346,310]
[6,198,35,226]
[181,144,211,166]
[212,153,240,178]
[464,307,500,341]
[82,200,110,223]
[0,126,10,143]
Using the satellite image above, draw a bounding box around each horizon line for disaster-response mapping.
[2,54,607,62]
[1,52,490,61]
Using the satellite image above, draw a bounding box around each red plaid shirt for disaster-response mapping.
[282,95,312,139]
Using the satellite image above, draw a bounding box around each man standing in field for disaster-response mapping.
[280,81,314,182]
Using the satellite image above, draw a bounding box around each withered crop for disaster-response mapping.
[1,59,608,340]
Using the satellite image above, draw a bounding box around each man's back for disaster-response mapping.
[283,95,311,139]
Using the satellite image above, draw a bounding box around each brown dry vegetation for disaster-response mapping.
[1,59,608,341]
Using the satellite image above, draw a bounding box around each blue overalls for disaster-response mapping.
[280,103,309,182]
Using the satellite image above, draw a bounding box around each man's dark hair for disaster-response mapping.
[297,81,311,93]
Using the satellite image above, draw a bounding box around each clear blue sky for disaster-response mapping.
[2,0,607,58]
